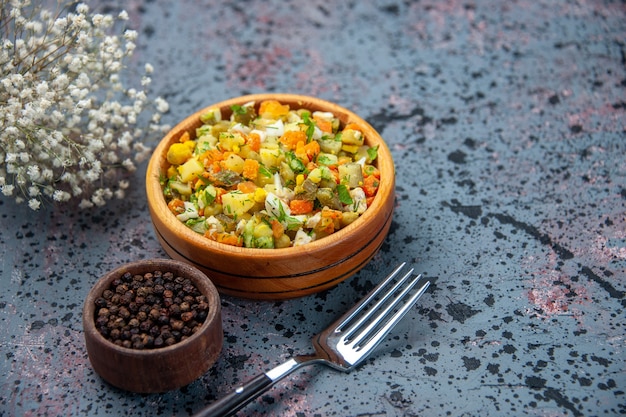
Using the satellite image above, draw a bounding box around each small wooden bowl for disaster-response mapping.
[146,94,395,300]
[82,259,223,393]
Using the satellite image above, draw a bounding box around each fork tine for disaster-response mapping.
[335,262,410,336]
[351,276,429,353]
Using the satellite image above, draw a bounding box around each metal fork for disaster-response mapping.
[193,262,430,417]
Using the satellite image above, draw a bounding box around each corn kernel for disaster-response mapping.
[253,187,267,203]
[341,144,360,154]
[296,174,305,186]
[167,142,193,165]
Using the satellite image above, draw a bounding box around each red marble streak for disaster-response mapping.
[523,254,591,321]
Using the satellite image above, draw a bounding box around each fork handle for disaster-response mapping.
[193,373,273,417]
[193,358,305,417]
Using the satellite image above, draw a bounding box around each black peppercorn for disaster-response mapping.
[153,336,164,348]
[181,311,195,322]
[94,297,108,308]
[115,283,129,295]
[169,304,181,316]
[94,269,209,350]
[139,320,152,333]
[118,306,130,319]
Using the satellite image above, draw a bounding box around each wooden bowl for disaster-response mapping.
[146,94,395,300]
[82,259,223,393]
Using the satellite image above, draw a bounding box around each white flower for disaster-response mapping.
[28,198,41,210]
[123,30,137,41]
[2,184,15,196]
[76,4,89,14]
[92,14,104,27]
[1,1,169,210]
[155,97,169,113]
[27,165,40,180]
[78,199,94,209]
[121,158,136,171]
[53,190,70,202]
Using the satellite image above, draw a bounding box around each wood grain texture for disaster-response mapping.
[82,259,223,393]
[146,94,395,299]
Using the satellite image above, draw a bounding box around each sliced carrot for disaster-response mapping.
[280,130,307,150]
[321,207,343,219]
[206,231,243,247]
[259,100,290,118]
[270,219,284,239]
[315,217,336,234]
[179,131,191,142]
[242,158,260,180]
[289,199,314,215]
[295,140,320,163]
[320,207,343,230]
[344,123,363,132]
[167,198,185,214]
[313,115,333,133]
[303,140,320,159]
[200,149,225,166]
[247,132,261,152]
[363,175,380,197]
[237,180,257,194]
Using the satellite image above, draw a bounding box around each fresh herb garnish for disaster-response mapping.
[259,165,273,178]
[367,145,379,162]
[286,151,306,173]
[301,111,315,142]
[230,104,247,115]
[336,184,353,205]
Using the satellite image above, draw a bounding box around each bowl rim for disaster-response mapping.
[82,258,221,356]
[146,93,395,258]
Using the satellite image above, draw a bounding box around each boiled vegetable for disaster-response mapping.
[161,99,381,248]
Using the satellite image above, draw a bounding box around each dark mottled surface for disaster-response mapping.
[1,0,625,416]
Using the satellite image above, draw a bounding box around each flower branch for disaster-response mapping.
[1,0,170,210]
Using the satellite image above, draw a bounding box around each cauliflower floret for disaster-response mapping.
[348,187,367,214]
[293,228,314,246]
[305,211,322,229]
[205,215,225,233]
[176,201,199,221]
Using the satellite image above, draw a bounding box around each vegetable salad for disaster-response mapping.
[161,100,380,248]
